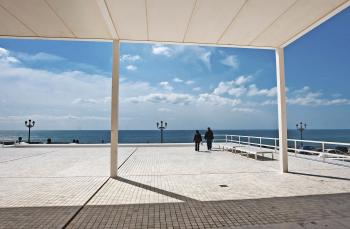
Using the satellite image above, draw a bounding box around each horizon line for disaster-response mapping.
[2,128,350,131]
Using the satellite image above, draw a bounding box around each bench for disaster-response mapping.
[235,145,275,160]
[222,142,244,151]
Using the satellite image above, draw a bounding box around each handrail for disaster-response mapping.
[288,138,350,146]
[224,134,350,163]
[225,134,350,146]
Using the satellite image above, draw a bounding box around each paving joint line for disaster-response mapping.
[118,147,138,169]
[61,177,110,229]
[0,150,57,164]
[62,147,138,229]
[121,170,278,177]
[0,175,109,179]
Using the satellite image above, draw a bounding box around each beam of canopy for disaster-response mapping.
[0,0,349,48]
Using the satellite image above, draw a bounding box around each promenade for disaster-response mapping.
[0,145,350,228]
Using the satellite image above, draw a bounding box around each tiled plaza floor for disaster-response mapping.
[68,193,350,229]
[0,145,350,228]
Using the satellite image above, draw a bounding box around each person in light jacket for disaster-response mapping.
[193,130,202,151]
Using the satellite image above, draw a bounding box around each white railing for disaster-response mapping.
[201,134,227,143]
[224,134,350,164]
[0,137,17,147]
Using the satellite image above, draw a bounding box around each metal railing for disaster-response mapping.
[224,134,350,164]
[200,134,227,142]
[0,137,17,147]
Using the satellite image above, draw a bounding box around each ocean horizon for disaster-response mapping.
[1,129,350,144]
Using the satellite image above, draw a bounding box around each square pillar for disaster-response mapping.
[110,40,119,178]
[275,47,288,173]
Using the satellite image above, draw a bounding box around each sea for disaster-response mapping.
[1,129,350,144]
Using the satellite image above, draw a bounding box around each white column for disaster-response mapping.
[275,47,288,173]
[110,40,119,178]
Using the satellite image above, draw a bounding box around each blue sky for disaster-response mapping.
[0,7,349,130]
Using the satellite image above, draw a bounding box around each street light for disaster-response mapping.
[25,119,35,143]
[156,121,167,143]
[296,122,306,147]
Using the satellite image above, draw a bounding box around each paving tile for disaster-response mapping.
[67,193,350,229]
[1,145,350,228]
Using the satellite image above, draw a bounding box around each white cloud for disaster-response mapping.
[232,107,254,112]
[173,78,194,85]
[261,100,277,106]
[158,108,171,112]
[126,65,137,71]
[120,81,156,98]
[120,54,141,62]
[323,99,350,105]
[213,75,251,97]
[0,47,9,56]
[199,51,211,70]
[173,77,183,83]
[159,81,174,91]
[126,90,242,109]
[151,44,213,70]
[0,47,19,64]
[260,87,350,107]
[213,81,231,95]
[293,86,310,95]
[198,93,241,107]
[287,93,322,106]
[192,87,201,92]
[288,86,325,106]
[72,97,110,105]
[152,45,173,57]
[212,76,278,99]
[0,47,111,129]
[221,55,239,69]
[0,114,109,121]
[72,98,98,104]
[273,86,350,106]
[288,90,350,106]
[185,80,195,85]
[247,85,277,97]
[227,87,247,97]
[235,75,252,86]
[4,49,105,75]
[15,52,65,62]
[127,93,194,105]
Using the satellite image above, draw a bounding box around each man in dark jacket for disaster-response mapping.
[204,127,214,150]
[193,130,202,151]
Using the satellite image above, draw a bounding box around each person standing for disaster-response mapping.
[204,127,214,150]
[193,130,202,151]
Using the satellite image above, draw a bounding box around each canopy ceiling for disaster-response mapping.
[0,0,349,48]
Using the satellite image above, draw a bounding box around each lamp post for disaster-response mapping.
[296,122,306,146]
[25,119,35,143]
[156,121,167,143]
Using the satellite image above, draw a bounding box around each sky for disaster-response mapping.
[0,7,349,130]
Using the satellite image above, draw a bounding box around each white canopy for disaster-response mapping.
[0,0,349,48]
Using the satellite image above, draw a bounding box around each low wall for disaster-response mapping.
[12,143,195,148]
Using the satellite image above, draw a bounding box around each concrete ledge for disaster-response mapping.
[13,143,195,148]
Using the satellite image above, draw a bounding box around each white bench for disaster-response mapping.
[235,145,275,160]
[222,142,244,151]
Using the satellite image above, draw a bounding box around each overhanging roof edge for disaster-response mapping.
[0,35,113,43]
[281,0,350,48]
[0,35,276,50]
[120,39,276,50]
